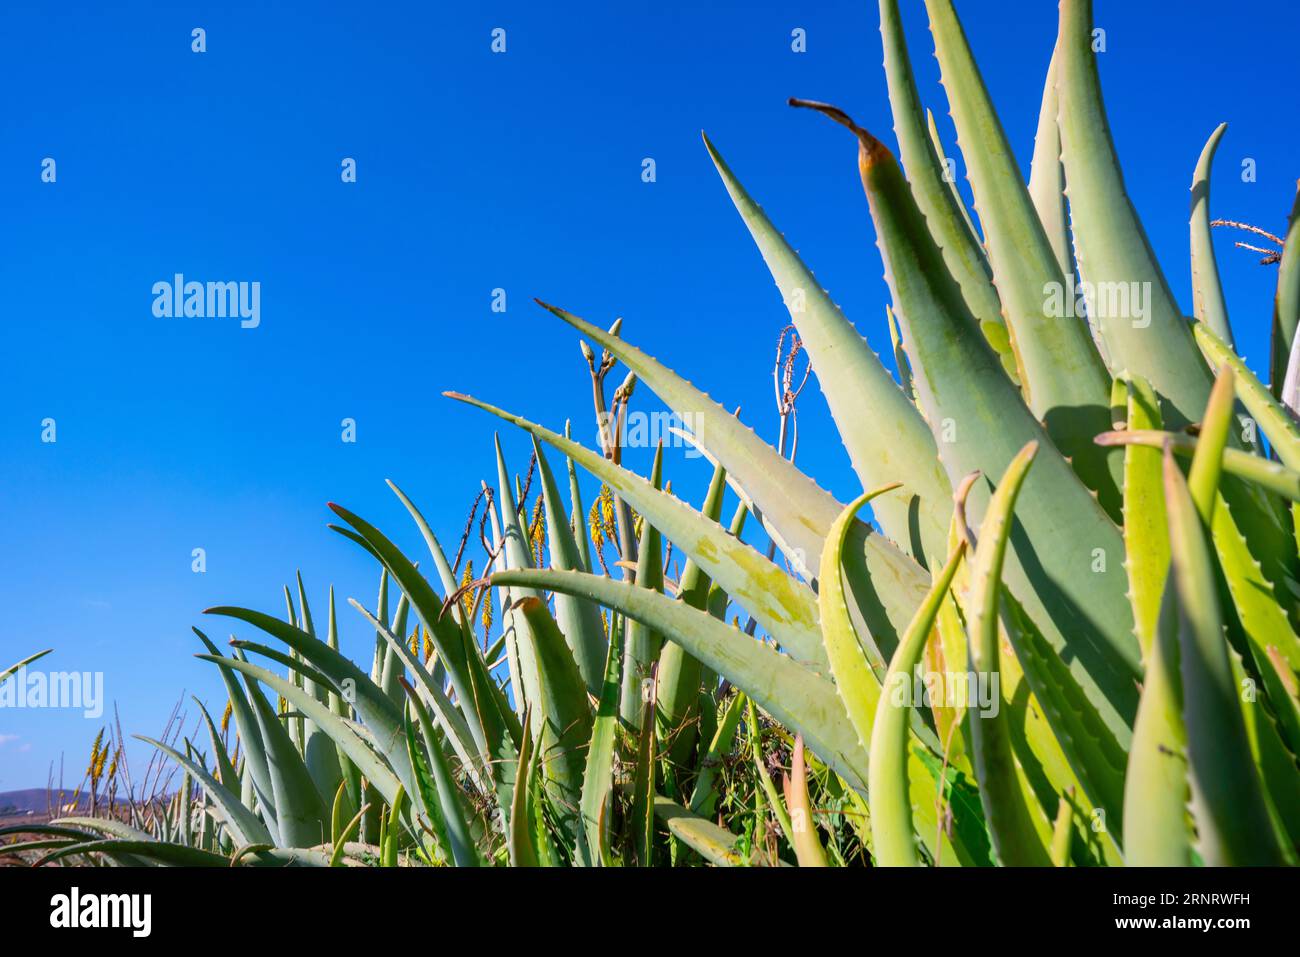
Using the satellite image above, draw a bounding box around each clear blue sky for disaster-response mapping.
[2,0,1296,789]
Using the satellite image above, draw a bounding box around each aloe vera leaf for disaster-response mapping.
[37,840,240,868]
[1056,0,1211,428]
[1161,449,1284,865]
[564,422,593,574]
[498,566,870,792]
[1049,793,1075,867]
[923,0,1121,519]
[1027,42,1074,285]
[868,540,966,866]
[653,794,751,866]
[1,648,50,686]
[329,801,368,867]
[1121,384,1192,865]
[630,687,658,866]
[1270,183,1300,397]
[405,702,451,865]
[325,503,520,763]
[350,601,486,792]
[689,691,746,818]
[1190,123,1234,348]
[622,444,667,726]
[925,109,983,254]
[657,461,727,768]
[137,735,270,848]
[532,436,608,694]
[193,696,239,792]
[705,131,951,566]
[794,100,1141,745]
[1123,577,1193,866]
[782,735,828,866]
[579,597,624,865]
[1115,375,1170,669]
[197,654,404,811]
[1229,649,1300,863]
[386,480,470,633]
[402,679,480,867]
[526,301,934,646]
[1193,319,1300,468]
[886,305,916,403]
[193,631,278,832]
[747,698,795,854]
[448,392,829,673]
[1099,429,1300,505]
[515,597,594,846]
[505,708,540,868]
[484,491,527,721]
[877,0,1017,385]
[207,604,414,788]
[238,666,327,848]
[493,437,545,732]
[819,492,991,866]
[963,442,1054,865]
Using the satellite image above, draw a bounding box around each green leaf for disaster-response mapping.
[196,654,404,808]
[868,540,967,866]
[515,596,594,850]
[704,130,951,566]
[579,597,625,865]
[1270,183,1300,397]
[1190,123,1234,348]
[135,734,271,848]
[964,441,1053,866]
[791,98,1141,752]
[1,649,51,686]
[521,302,936,655]
[877,0,1016,384]
[622,444,666,725]
[923,0,1120,519]
[1161,448,1284,865]
[1027,42,1075,286]
[508,710,541,868]
[652,794,753,866]
[532,436,608,694]
[446,391,829,673]
[402,678,481,867]
[1056,0,1213,427]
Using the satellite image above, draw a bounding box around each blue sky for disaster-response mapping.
[2,0,1297,789]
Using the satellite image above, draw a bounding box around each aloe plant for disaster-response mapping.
[8,0,1299,868]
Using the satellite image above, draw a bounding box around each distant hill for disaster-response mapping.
[0,789,91,817]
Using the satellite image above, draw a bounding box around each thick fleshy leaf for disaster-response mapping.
[1027,42,1074,286]
[652,794,751,866]
[877,0,1016,384]
[705,130,951,566]
[135,735,271,848]
[964,441,1053,866]
[1190,123,1234,348]
[622,444,666,725]
[791,99,1141,753]
[532,436,608,693]
[1270,183,1300,397]
[525,301,935,653]
[923,0,1120,519]
[868,540,967,866]
[1162,449,1284,865]
[446,391,829,673]
[1056,0,1212,427]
